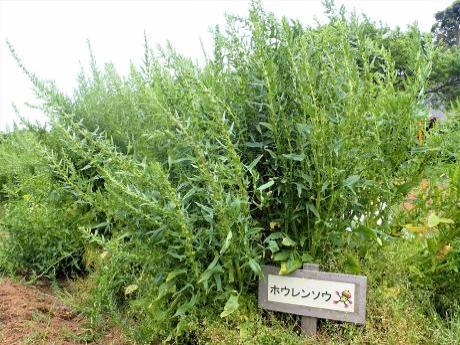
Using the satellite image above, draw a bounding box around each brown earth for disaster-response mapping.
[0,279,126,345]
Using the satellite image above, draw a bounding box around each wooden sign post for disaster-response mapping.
[301,263,320,336]
[258,264,367,337]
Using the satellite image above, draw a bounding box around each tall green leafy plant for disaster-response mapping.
[204,3,431,269]
[1,1,435,340]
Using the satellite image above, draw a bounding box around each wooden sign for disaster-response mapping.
[258,264,367,327]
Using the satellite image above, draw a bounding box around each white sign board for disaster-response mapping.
[259,265,367,324]
[267,274,355,312]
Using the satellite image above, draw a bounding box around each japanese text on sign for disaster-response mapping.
[267,274,355,312]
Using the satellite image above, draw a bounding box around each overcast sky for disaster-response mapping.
[0,0,452,131]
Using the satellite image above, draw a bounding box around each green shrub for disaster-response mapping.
[1,1,438,341]
[64,1,432,266]
[408,162,460,317]
[0,131,90,277]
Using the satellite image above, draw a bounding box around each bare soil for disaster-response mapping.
[0,279,125,344]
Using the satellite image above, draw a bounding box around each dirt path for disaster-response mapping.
[0,279,124,344]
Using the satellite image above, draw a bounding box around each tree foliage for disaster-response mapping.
[428,45,460,104]
[428,1,460,104]
[431,0,460,47]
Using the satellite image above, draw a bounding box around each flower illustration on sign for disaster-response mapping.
[333,289,352,308]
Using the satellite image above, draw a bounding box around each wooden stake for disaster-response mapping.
[301,263,320,337]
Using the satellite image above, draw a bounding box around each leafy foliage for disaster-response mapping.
[428,1,460,104]
[1,2,450,342]
[0,131,89,277]
[429,44,460,104]
[407,111,460,317]
[431,0,460,47]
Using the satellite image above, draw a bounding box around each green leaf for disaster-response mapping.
[220,295,239,318]
[166,269,187,282]
[199,255,220,284]
[395,180,417,196]
[264,148,277,159]
[295,182,304,197]
[220,231,233,254]
[258,180,274,191]
[273,250,290,262]
[155,282,175,301]
[168,157,192,169]
[295,123,311,136]
[247,154,263,172]
[427,213,454,227]
[182,187,197,201]
[281,236,297,247]
[239,321,252,340]
[167,250,186,260]
[279,258,302,275]
[282,153,305,161]
[124,284,138,296]
[248,258,262,276]
[214,273,222,291]
[321,181,330,194]
[173,294,198,318]
[265,231,283,241]
[259,122,273,131]
[267,240,279,253]
[206,255,219,270]
[195,202,214,216]
[80,164,92,171]
[410,146,440,154]
[246,141,265,148]
[307,202,320,219]
[343,175,360,188]
[427,213,441,227]
[195,202,214,223]
[91,221,110,230]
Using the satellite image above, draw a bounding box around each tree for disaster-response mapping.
[428,2,460,104]
[429,46,460,104]
[431,1,460,46]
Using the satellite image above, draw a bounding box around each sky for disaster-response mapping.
[0,0,453,131]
